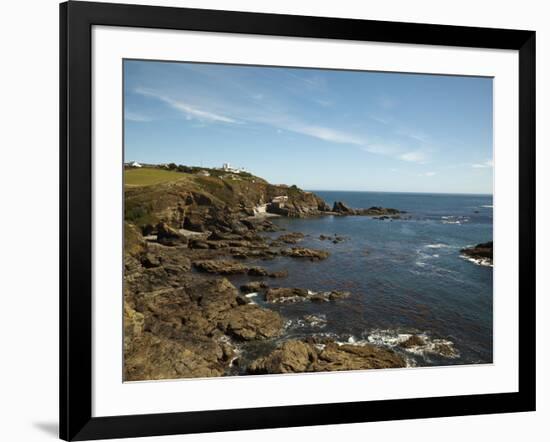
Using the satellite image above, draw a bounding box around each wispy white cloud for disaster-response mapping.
[398,128,430,143]
[472,159,494,168]
[285,123,364,145]
[125,112,152,122]
[399,151,428,163]
[419,171,437,177]
[133,86,434,164]
[135,88,239,124]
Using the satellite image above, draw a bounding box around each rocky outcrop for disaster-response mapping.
[265,288,350,303]
[331,202,401,217]
[281,247,329,261]
[277,232,305,244]
[193,260,250,275]
[156,222,188,246]
[265,287,309,303]
[332,201,355,214]
[461,241,493,260]
[123,228,287,380]
[125,333,233,381]
[461,241,493,266]
[248,339,406,374]
[193,260,286,277]
[217,304,284,341]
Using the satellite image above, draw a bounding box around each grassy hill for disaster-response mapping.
[124,168,189,186]
[124,165,329,231]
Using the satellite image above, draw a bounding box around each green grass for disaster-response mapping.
[124,168,188,186]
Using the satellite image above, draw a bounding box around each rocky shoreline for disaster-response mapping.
[124,166,480,380]
[123,167,410,380]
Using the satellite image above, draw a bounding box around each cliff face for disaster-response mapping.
[125,168,329,233]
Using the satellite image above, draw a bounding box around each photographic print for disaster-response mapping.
[123,60,493,382]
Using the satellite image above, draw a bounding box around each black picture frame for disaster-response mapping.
[60,1,536,440]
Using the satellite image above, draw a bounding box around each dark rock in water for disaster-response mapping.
[265,287,309,303]
[281,247,329,261]
[268,270,288,278]
[356,207,400,217]
[332,201,356,214]
[240,281,268,294]
[248,267,269,277]
[265,288,350,303]
[193,260,249,275]
[331,202,401,217]
[327,290,351,301]
[156,222,188,246]
[460,241,493,264]
[247,339,405,374]
[277,232,305,244]
[399,335,426,348]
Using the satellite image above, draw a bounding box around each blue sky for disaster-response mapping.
[124,60,493,194]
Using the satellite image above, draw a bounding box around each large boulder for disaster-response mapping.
[248,340,317,374]
[216,304,284,341]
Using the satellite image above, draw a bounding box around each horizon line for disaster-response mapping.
[308,189,493,196]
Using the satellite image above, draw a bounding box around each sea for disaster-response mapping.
[229,191,493,370]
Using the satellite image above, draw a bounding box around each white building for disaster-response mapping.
[127,161,142,168]
[221,163,246,174]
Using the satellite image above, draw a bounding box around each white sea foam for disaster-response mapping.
[245,292,258,298]
[366,329,460,359]
[425,243,450,249]
[441,215,470,225]
[294,314,327,329]
[481,205,493,208]
[460,254,493,267]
